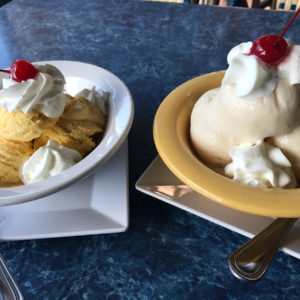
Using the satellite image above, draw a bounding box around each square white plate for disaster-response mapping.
[0,141,128,241]
[136,156,300,259]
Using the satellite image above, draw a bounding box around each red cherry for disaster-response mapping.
[10,60,38,82]
[0,60,38,82]
[249,8,300,67]
[249,34,288,66]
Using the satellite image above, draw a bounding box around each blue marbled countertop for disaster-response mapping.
[0,0,299,298]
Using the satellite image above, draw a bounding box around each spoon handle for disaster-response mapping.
[228,218,297,282]
[0,254,23,299]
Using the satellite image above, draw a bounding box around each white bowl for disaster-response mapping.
[0,61,134,206]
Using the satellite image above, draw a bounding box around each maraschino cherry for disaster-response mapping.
[249,8,300,67]
[0,60,38,82]
[249,34,288,66]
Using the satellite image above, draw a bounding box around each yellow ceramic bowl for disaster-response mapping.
[153,71,300,217]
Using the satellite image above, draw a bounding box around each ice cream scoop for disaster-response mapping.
[33,92,106,156]
[0,137,33,187]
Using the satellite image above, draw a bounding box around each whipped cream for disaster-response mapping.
[222,40,300,98]
[225,141,297,188]
[277,45,300,85]
[0,64,69,118]
[75,87,109,116]
[21,140,82,184]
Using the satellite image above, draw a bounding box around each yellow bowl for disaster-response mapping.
[153,71,300,217]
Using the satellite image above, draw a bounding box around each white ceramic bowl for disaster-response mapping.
[0,61,134,206]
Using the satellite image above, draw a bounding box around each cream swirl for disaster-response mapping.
[21,140,82,184]
[225,141,297,188]
[0,64,69,118]
[222,40,300,98]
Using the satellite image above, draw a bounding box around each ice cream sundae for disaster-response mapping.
[190,10,300,188]
[0,60,108,187]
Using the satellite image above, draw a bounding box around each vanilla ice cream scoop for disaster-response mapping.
[21,140,82,184]
[190,76,300,167]
[0,64,69,118]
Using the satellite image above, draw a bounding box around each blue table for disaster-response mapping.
[0,0,299,298]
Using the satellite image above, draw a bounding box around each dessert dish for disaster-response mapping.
[152,9,300,216]
[190,10,300,189]
[0,60,108,187]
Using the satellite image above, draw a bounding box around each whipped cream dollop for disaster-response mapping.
[222,40,300,98]
[225,141,297,188]
[21,140,82,184]
[75,87,109,116]
[0,64,69,118]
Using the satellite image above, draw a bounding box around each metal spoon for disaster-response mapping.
[0,254,23,299]
[228,218,297,282]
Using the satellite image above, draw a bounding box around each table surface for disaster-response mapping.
[0,0,299,299]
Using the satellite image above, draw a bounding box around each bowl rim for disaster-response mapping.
[0,60,134,206]
[153,71,300,217]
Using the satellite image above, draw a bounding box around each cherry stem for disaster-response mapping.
[0,69,10,74]
[274,8,300,46]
